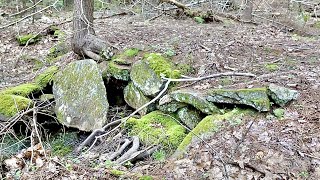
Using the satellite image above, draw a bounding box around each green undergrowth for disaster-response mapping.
[125,111,187,152]
[0,134,29,160]
[48,132,77,156]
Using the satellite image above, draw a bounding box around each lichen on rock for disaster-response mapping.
[0,94,33,117]
[53,59,109,131]
[125,111,187,151]
[130,60,164,97]
[170,89,221,114]
[177,107,202,129]
[124,82,155,115]
[104,61,130,81]
[207,88,270,112]
[267,84,299,107]
[157,94,187,113]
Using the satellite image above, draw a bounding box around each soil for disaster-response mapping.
[1,11,319,179]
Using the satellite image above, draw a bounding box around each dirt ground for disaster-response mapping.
[1,12,320,179]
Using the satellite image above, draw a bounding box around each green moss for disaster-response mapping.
[105,61,130,81]
[143,53,181,78]
[35,66,59,88]
[126,111,187,151]
[273,108,285,119]
[2,83,41,97]
[177,63,194,75]
[194,16,205,24]
[16,34,41,46]
[45,43,68,64]
[265,63,279,72]
[124,48,140,57]
[177,108,251,151]
[139,175,153,180]
[110,169,125,177]
[0,94,33,117]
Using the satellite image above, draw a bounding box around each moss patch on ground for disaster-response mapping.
[16,34,41,46]
[126,111,187,151]
[49,132,77,156]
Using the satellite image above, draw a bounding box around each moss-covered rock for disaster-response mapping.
[16,34,41,46]
[207,88,270,112]
[126,111,187,151]
[35,66,59,88]
[2,83,41,97]
[124,82,155,115]
[130,60,164,97]
[157,94,187,113]
[171,89,221,114]
[104,61,130,81]
[124,48,140,57]
[53,59,109,131]
[143,53,180,78]
[267,84,299,107]
[176,108,252,154]
[177,107,202,129]
[0,94,33,117]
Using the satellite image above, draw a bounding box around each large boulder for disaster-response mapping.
[267,84,299,107]
[130,60,163,97]
[53,59,109,131]
[124,82,155,115]
[206,88,270,112]
[171,89,221,114]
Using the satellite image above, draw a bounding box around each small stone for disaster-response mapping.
[267,84,299,107]
[177,107,202,129]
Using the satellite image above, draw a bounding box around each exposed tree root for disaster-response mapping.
[116,136,140,164]
[75,119,122,153]
[109,139,132,161]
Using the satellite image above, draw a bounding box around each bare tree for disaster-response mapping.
[72,0,114,61]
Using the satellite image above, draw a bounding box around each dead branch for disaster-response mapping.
[123,145,159,164]
[109,139,132,160]
[116,136,139,163]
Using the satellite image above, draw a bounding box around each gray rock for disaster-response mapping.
[267,84,299,107]
[53,59,109,131]
[100,61,130,81]
[130,60,163,97]
[157,94,187,113]
[206,88,270,112]
[171,89,221,114]
[124,82,155,115]
[177,107,202,129]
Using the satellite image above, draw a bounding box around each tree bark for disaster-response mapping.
[72,0,114,61]
[64,0,74,10]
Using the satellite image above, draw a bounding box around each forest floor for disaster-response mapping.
[1,12,320,179]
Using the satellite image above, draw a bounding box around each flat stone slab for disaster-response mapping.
[207,88,270,112]
[267,84,299,107]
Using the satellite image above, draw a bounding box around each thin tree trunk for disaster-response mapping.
[72,0,114,61]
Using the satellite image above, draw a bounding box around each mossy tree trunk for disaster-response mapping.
[72,0,114,62]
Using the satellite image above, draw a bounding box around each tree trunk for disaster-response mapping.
[64,0,74,10]
[72,0,114,61]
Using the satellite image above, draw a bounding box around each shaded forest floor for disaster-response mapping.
[1,13,320,179]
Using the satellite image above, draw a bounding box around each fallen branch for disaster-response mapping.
[119,145,158,165]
